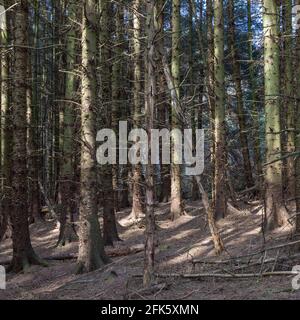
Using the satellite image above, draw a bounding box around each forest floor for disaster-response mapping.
[1,200,300,300]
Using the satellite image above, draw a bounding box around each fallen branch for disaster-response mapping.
[134,271,300,280]
[126,283,170,300]
[192,239,300,266]
[0,245,146,266]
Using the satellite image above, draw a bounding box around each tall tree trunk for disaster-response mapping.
[247,0,262,184]
[143,0,157,288]
[228,0,254,189]
[76,0,109,274]
[130,0,144,220]
[0,0,10,241]
[100,0,120,246]
[263,0,289,231]
[156,0,170,204]
[57,1,78,246]
[9,0,45,272]
[170,0,184,220]
[283,0,295,200]
[295,0,300,234]
[214,0,227,220]
[206,0,215,204]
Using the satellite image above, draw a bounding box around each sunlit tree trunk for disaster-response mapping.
[130,0,144,220]
[76,0,109,274]
[206,0,215,204]
[263,0,289,231]
[214,0,227,220]
[170,0,184,220]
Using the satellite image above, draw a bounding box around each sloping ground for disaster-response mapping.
[0,201,300,300]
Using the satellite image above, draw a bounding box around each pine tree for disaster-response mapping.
[214,0,227,220]
[263,0,289,231]
[9,0,45,272]
[130,0,144,220]
[100,0,120,246]
[57,0,78,246]
[170,0,184,220]
[283,0,295,199]
[295,0,300,233]
[228,0,254,189]
[76,0,109,273]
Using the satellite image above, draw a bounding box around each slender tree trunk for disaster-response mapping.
[27,1,43,224]
[263,0,289,231]
[247,0,262,183]
[57,1,77,246]
[295,0,300,233]
[206,0,215,204]
[130,0,144,220]
[214,0,227,220]
[283,0,295,200]
[143,0,157,288]
[76,0,109,274]
[0,0,10,241]
[9,0,45,272]
[99,0,120,246]
[228,0,254,189]
[156,0,170,204]
[170,0,184,220]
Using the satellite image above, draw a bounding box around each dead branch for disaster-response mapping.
[135,271,300,280]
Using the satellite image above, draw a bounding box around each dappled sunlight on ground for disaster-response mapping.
[0,200,299,300]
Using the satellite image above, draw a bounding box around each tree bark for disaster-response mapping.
[170,0,184,220]
[247,0,262,184]
[9,0,45,272]
[76,0,109,274]
[214,0,227,220]
[295,0,300,234]
[130,0,145,220]
[100,0,121,246]
[228,0,254,189]
[283,0,295,200]
[263,0,289,231]
[57,0,77,246]
[143,0,157,288]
